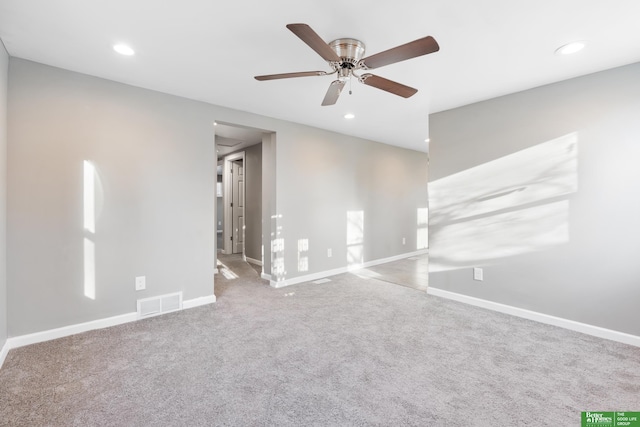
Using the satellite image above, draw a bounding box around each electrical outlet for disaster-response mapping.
[402,237,406,245]
[473,268,483,281]
[135,276,146,291]
[327,248,332,258]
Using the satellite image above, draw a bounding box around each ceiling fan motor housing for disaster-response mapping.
[329,38,365,75]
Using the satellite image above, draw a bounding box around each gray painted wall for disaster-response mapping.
[7,58,428,336]
[0,41,8,348]
[274,128,428,283]
[429,62,640,336]
[244,143,262,262]
[8,59,218,336]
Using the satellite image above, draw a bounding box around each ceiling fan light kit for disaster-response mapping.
[255,23,439,106]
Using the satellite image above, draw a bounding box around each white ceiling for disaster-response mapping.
[2,0,640,152]
[215,123,265,158]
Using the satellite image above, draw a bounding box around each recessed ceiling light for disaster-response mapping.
[113,44,135,56]
[344,113,355,119]
[425,138,430,143]
[555,41,585,55]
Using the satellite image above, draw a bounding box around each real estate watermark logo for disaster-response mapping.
[581,412,640,427]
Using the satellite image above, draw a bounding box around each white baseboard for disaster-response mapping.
[0,293,217,370]
[427,287,640,348]
[0,340,9,369]
[182,294,217,309]
[261,273,271,281]
[6,311,138,352]
[270,249,429,289]
[245,256,262,266]
[270,265,347,288]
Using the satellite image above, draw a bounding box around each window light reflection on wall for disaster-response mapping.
[83,160,96,300]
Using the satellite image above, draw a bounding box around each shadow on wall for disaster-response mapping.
[429,132,578,272]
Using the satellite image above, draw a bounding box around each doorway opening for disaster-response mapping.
[214,121,273,282]
[222,151,244,255]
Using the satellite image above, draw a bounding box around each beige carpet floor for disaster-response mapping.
[1,255,639,426]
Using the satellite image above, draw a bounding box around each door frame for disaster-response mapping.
[222,150,245,255]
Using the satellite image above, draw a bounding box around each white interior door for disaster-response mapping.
[232,160,244,254]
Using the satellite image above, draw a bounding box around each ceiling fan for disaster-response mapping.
[255,23,440,106]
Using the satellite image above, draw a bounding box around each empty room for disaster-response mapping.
[1,1,639,425]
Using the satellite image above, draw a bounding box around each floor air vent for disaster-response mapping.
[137,292,183,319]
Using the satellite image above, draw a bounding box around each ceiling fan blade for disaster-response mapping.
[286,23,341,62]
[321,80,346,106]
[255,71,327,81]
[360,74,418,98]
[360,36,439,69]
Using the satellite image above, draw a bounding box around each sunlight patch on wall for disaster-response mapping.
[297,238,309,272]
[83,161,97,300]
[270,213,286,283]
[83,238,96,300]
[271,237,285,281]
[430,133,578,272]
[431,133,578,221]
[430,200,569,272]
[417,207,429,249]
[83,161,96,233]
[347,210,364,270]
